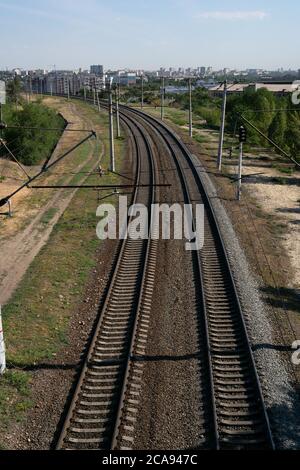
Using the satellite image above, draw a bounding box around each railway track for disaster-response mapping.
[56,111,158,450]
[123,106,274,450]
[52,93,274,450]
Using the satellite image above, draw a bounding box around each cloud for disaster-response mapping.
[196,11,268,21]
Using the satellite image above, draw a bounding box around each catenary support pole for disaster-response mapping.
[8,199,12,217]
[217,79,227,171]
[0,305,6,375]
[161,77,165,121]
[29,76,32,102]
[237,141,243,201]
[108,83,115,172]
[115,84,121,139]
[189,78,193,138]
[96,90,101,112]
[141,75,144,109]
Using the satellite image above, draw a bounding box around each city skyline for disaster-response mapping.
[0,0,299,70]
[2,65,299,74]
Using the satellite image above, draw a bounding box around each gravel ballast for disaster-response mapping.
[193,155,300,449]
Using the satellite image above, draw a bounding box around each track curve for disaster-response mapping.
[50,93,274,450]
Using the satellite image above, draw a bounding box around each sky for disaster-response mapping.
[0,0,299,71]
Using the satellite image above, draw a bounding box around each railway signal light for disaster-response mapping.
[239,125,247,143]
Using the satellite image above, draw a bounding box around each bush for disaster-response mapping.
[195,105,221,128]
[2,102,65,166]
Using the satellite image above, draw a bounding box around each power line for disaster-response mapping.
[0,131,95,208]
[239,112,300,168]
[0,139,30,179]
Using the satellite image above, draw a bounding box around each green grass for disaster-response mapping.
[0,98,125,443]
[147,107,189,128]
[0,371,32,427]
[193,134,209,144]
[276,166,294,175]
[40,207,59,225]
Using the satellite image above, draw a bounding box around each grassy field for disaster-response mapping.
[0,98,126,441]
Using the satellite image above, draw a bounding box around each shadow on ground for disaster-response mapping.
[261,286,300,313]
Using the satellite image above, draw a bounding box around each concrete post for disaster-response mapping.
[237,142,243,201]
[161,77,165,121]
[189,78,193,138]
[0,306,6,375]
[217,79,227,170]
[108,83,115,172]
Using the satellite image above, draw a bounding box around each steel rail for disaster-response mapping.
[123,107,219,450]
[124,106,275,450]
[42,92,274,449]
[110,111,157,450]
[56,103,156,451]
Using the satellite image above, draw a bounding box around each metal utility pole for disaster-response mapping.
[0,80,6,138]
[237,125,246,201]
[161,77,165,121]
[189,78,193,138]
[108,80,115,172]
[141,75,144,109]
[96,89,101,112]
[237,141,243,201]
[115,83,121,139]
[30,76,33,101]
[217,79,228,171]
[67,80,70,101]
[93,88,96,106]
[84,86,87,101]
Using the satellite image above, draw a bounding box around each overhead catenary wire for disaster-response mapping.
[239,112,300,168]
[0,139,31,179]
[5,125,95,133]
[0,131,96,207]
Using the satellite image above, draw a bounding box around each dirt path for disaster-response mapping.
[0,99,103,306]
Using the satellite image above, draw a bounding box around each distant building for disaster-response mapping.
[208,82,297,97]
[107,71,137,86]
[90,65,104,77]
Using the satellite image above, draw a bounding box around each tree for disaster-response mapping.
[285,112,300,161]
[226,88,276,145]
[3,102,65,166]
[268,111,287,148]
[6,77,22,104]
